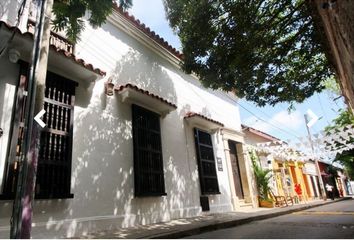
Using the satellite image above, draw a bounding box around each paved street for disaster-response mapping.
[185,199,354,239]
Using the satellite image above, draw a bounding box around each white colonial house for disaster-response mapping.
[0,1,255,238]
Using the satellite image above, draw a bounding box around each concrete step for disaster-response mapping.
[238,199,253,207]
[239,203,253,208]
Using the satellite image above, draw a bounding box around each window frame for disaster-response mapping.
[132,104,166,197]
[194,128,220,195]
[0,62,75,200]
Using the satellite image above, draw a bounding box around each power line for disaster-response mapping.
[316,93,330,125]
[237,102,301,139]
[222,94,302,139]
[241,100,304,137]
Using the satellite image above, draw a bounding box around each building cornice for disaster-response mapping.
[107,8,182,68]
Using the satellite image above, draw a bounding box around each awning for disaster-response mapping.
[184,112,224,131]
[115,83,177,117]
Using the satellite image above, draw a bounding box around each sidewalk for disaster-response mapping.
[76,198,350,239]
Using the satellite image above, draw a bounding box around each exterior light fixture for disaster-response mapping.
[105,77,115,96]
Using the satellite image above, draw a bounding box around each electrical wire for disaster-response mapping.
[237,101,301,139]
[241,100,304,137]
[221,93,302,139]
[316,93,330,125]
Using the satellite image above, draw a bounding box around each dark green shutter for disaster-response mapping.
[194,128,220,195]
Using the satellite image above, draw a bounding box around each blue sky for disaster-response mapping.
[129,0,346,142]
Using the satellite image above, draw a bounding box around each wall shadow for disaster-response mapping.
[29,48,206,238]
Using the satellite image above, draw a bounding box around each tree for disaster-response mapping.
[325,109,354,179]
[52,0,132,42]
[163,0,333,106]
[11,0,132,238]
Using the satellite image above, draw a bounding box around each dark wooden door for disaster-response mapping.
[228,140,244,199]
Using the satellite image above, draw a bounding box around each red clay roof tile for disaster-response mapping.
[114,83,177,109]
[184,112,224,127]
[0,21,106,76]
[241,124,281,141]
[112,4,183,59]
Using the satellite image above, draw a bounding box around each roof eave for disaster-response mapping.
[108,8,182,68]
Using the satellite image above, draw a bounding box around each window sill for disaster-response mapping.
[201,191,221,195]
[135,192,167,198]
[35,193,74,200]
[0,195,14,201]
[0,193,74,201]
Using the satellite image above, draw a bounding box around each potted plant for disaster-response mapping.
[250,150,274,208]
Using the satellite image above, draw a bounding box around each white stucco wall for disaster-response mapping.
[0,0,31,31]
[0,58,19,194]
[243,131,275,146]
[0,6,242,238]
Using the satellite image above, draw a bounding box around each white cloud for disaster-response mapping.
[272,110,303,129]
[243,110,303,137]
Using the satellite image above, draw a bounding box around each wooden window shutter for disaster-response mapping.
[194,128,220,195]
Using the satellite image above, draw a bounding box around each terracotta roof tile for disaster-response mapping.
[0,21,106,76]
[114,83,177,109]
[241,124,281,142]
[184,112,224,127]
[112,4,183,59]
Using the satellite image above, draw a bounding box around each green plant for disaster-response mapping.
[249,150,273,201]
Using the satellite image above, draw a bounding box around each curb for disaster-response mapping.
[148,198,351,239]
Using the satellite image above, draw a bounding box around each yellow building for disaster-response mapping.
[243,125,319,205]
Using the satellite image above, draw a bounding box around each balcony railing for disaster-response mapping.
[27,19,74,54]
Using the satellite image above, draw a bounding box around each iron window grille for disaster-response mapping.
[132,104,166,197]
[1,62,75,199]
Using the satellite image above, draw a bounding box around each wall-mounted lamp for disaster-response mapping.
[8,49,21,63]
[105,77,115,96]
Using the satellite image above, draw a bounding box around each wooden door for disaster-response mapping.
[228,140,244,199]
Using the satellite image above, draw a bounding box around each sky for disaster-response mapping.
[129,0,347,142]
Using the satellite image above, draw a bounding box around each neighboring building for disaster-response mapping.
[336,169,349,197]
[242,125,320,203]
[303,161,323,199]
[0,1,250,238]
[242,125,281,197]
[310,0,354,111]
[318,160,350,198]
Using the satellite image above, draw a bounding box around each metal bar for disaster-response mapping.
[10,0,47,238]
